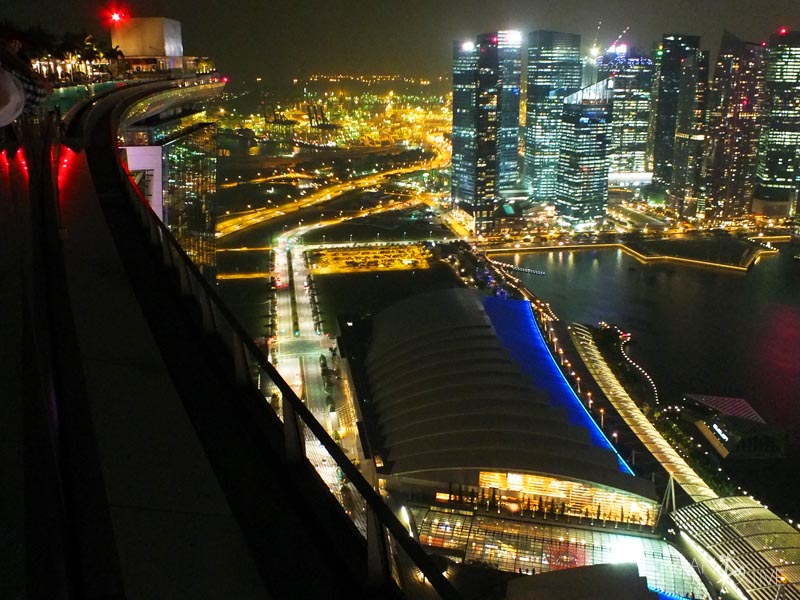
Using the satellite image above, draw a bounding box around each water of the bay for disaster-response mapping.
[502,246,800,514]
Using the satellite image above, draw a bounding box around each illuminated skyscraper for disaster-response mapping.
[753,28,800,217]
[162,124,218,278]
[524,30,582,202]
[668,50,710,219]
[705,31,766,219]
[650,34,701,185]
[451,40,478,213]
[555,79,612,224]
[597,44,654,175]
[495,31,523,194]
[451,31,522,234]
[121,114,218,281]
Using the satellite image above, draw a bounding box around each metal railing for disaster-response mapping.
[101,85,460,600]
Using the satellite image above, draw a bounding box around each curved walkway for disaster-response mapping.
[569,324,718,504]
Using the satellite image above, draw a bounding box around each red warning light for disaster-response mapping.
[779,27,788,35]
[222,76,229,84]
[102,5,129,27]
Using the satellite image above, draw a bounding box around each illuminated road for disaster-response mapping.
[216,136,449,239]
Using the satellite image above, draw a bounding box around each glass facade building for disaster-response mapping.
[451,41,478,214]
[162,123,218,279]
[706,31,766,219]
[668,50,710,219]
[524,30,582,202]
[555,80,612,224]
[753,29,800,217]
[408,504,707,598]
[496,31,523,195]
[598,47,654,175]
[650,34,702,186]
[451,32,521,234]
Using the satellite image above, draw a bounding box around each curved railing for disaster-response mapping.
[94,82,460,600]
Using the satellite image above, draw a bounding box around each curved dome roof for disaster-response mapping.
[365,289,654,500]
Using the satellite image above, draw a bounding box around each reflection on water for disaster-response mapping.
[504,247,800,512]
[509,248,800,438]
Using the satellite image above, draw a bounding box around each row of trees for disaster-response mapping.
[2,20,124,62]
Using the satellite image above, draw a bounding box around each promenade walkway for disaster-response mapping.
[569,324,718,504]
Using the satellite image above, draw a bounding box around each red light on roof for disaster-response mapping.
[102,5,129,26]
[222,76,229,83]
[779,27,788,35]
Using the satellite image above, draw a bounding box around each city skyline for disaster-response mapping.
[4,0,799,83]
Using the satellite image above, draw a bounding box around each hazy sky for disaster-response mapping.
[4,0,799,84]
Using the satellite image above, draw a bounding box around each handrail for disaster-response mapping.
[95,83,460,600]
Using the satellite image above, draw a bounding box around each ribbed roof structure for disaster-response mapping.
[365,289,654,500]
[671,496,800,600]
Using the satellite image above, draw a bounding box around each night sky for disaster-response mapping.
[4,0,799,84]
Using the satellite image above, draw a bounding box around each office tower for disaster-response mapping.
[668,50,710,219]
[555,79,612,224]
[705,31,766,219]
[451,31,522,234]
[650,34,701,185]
[753,28,800,217]
[451,40,478,213]
[598,44,654,175]
[496,30,523,194]
[162,124,218,277]
[524,30,582,202]
[121,114,218,280]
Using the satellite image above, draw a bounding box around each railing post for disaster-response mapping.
[365,504,390,590]
[231,332,250,387]
[197,291,216,333]
[281,397,305,464]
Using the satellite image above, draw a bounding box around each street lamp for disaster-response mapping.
[576,376,581,393]
[599,408,605,429]
[612,432,618,445]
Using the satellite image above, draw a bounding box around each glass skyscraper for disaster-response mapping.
[706,31,766,219]
[496,31,523,194]
[555,79,613,224]
[753,28,800,217]
[121,112,218,282]
[162,123,217,279]
[524,30,582,202]
[451,40,478,212]
[597,45,654,175]
[668,50,710,219]
[650,34,701,186]
[451,31,521,234]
